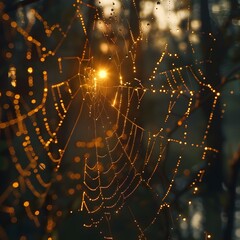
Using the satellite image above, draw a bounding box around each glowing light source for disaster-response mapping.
[98,69,107,79]
[27,67,33,74]
[12,182,19,188]
[23,201,29,207]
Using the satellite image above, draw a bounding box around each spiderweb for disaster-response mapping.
[0,0,226,239]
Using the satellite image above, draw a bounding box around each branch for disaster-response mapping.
[166,64,240,137]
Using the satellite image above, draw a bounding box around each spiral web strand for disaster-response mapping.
[0,0,228,239]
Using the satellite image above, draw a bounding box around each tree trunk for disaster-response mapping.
[200,0,224,239]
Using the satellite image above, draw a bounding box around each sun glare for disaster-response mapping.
[98,69,107,79]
